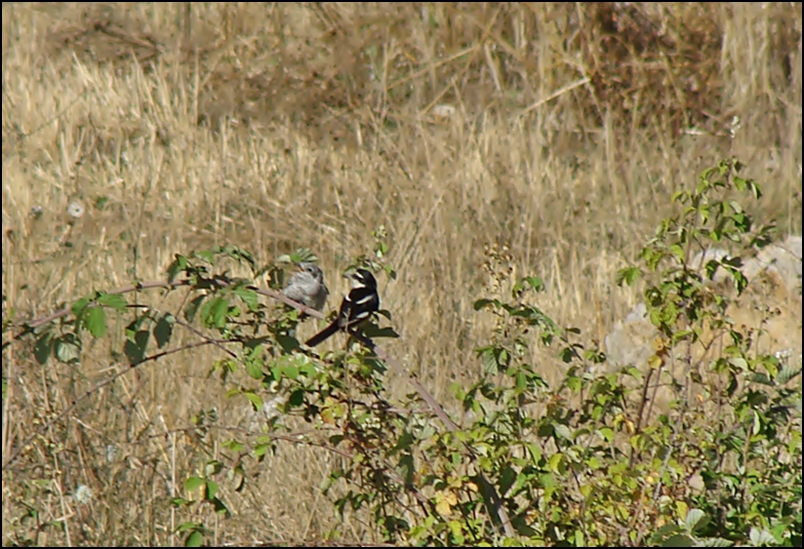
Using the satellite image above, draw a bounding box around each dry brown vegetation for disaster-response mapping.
[2,2,802,546]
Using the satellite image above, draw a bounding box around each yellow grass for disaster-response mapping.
[2,2,801,546]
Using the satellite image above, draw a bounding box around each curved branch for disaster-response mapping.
[3,277,324,347]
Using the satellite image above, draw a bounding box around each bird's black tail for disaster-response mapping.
[305,320,340,347]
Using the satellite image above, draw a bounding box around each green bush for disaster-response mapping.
[3,159,801,547]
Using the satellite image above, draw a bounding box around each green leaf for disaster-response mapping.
[288,389,304,408]
[684,508,707,533]
[616,266,642,287]
[473,298,496,311]
[185,530,203,548]
[34,332,54,364]
[154,313,175,348]
[167,254,188,283]
[211,496,231,516]
[564,375,581,392]
[85,306,107,338]
[195,249,216,264]
[233,286,260,312]
[124,330,150,365]
[97,293,127,310]
[478,347,498,374]
[526,443,542,464]
[201,296,229,329]
[669,243,685,263]
[598,427,614,443]
[245,359,263,380]
[223,439,244,452]
[184,477,205,492]
[729,357,748,371]
[55,333,82,363]
[748,528,776,546]
[777,364,802,385]
[184,295,205,323]
[553,423,573,442]
[205,480,218,501]
[244,391,263,411]
[282,364,299,380]
[71,296,92,316]
[662,534,694,547]
[177,521,201,532]
[547,452,565,474]
[697,538,734,547]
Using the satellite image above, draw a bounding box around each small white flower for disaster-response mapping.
[775,348,793,360]
[74,484,93,504]
[105,444,118,463]
[67,200,85,219]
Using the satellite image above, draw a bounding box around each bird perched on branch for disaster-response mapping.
[305,268,380,347]
[282,262,329,312]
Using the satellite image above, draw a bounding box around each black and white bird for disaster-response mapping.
[282,262,329,312]
[305,268,380,347]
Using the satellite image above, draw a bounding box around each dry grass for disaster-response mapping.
[2,2,801,546]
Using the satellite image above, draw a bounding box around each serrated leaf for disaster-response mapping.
[749,528,775,546]
[55,334,82,363]
[201,296,229,329]
[684,508,707,533]
[651,524,685,542]
[553,423,573,441]
[697,537,734,547]
[565,375,581,392]
[97,293,127,310]
[616,266,642,287]
[729,357,748,371]
[282,364,299,380]
[662,534,694,547]
[547,452,564,473]
[71,296,92,316]
[85,306,107,338]
[480,348,498,374]
[233,287,259,312]
[245,360,263,380]
[598,427,614,443]
[669,243,685,263]
[776,364,801,384]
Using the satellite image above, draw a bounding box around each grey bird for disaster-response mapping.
[282,262,329,312]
